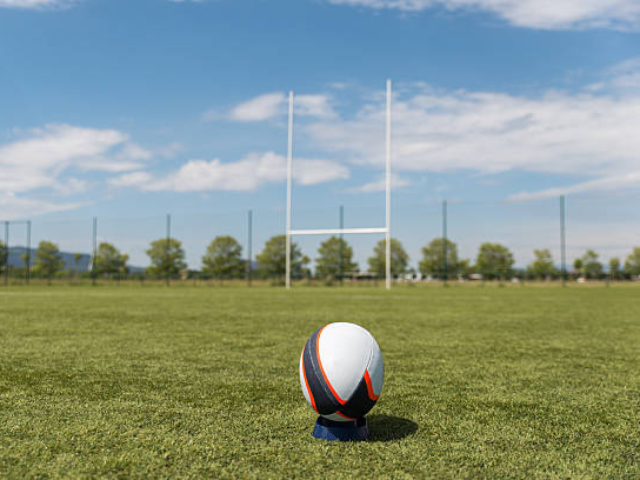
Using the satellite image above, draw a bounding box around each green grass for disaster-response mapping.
[0,285,638,479]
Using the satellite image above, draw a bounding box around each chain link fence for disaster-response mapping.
[2,194,639,286]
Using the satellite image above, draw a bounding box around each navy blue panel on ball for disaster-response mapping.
[338,376,377,419]
[302,328,341,415]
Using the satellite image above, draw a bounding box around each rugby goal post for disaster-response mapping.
[286,80,393,290]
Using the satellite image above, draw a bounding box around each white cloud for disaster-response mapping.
[293,157,350,185]
[107,171,153,189]
[156,142,185,158]
[110,152,349,192]
[306,75,640,199]
[73,141,153,173]
[608,57,640,90]
[0,0,74,9]
[226,92,335,122]
[229,93,286,122]
[1,125,126,168]
[500,57,640,200]
[348,174,412,193]
[77,159,147,173]
[117,143,152,161]
[296,95,337,118]
[326,0,640,30]
[0,124,132,192]
[509,172,640,202]
[53,177,89,195]
[0,124,149,217]
[0,193,82,221]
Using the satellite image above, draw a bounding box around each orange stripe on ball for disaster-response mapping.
[335,411,356,420]
[364,370,380,401]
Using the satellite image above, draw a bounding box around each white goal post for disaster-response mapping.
[285,80,393,290]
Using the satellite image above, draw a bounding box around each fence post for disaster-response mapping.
[560,195,567,287]
[92,217,98,286]
[442,200,448,287]
[26,221,31,285]
[339,205,344,286]
[166,214,171,287]
[4,221,9,286]
[247,209,253,287]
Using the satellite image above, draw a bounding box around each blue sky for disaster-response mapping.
[1,0,640,270]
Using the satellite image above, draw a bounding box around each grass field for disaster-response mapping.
[0,285,638,479]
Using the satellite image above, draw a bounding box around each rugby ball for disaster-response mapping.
[299,322,384,421]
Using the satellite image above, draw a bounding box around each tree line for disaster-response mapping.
[1,236,640,282]
[420,239,640,281]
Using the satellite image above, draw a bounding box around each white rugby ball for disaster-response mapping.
[299,322,384,421]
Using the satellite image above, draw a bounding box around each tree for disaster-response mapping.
[609,257,621,280]
[315,236,359,281]
[368,238,409,277]
[201,236,245,282]
[581,250,603,279]
[146,238,186,279]
[21,253,29,270]
[475,243,515,280]
[457,258,472,278]
[527,249,556,280]
[256,235,309,280]
[0,240,7,276]
[33,241,64,282]
[94,243,129,279]
[624,247,640,277]
[573,258,583,278]
[419,238,459,279]
[74,252,83,279]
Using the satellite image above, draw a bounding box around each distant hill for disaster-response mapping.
[6,247,144,273]
[7,247,91,272]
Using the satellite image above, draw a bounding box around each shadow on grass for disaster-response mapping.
[367,415,418,442]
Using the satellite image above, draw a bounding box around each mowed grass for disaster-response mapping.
[0,285,638,479]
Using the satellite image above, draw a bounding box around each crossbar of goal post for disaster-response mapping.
[285,80,393,290]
